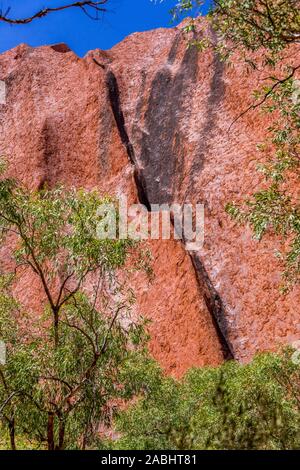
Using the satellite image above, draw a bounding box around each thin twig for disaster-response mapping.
[0,1,108,25]
[228,63,300,131]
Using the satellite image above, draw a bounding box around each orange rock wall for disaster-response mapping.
[0,25,299,375]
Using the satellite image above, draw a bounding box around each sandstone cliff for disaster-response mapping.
[0,25,299,376]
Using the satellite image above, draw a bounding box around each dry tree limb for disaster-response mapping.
[228,63,300,130]
[0,1,108,25]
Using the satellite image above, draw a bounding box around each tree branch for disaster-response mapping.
[228,63,300,130]
[0,1,108,25]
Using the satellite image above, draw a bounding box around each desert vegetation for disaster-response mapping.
[0,161,151,449]
[175,0,300,290]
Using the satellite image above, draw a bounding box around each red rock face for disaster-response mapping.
[0,25,299,376]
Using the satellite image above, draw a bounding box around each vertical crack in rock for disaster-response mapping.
[106,71,135,164]
[106,70,151,210]
[190,253,234,359]
[181,38,232,358]
[103,56,234,361]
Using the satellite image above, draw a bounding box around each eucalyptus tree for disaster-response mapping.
[115,351,300,450]
[0,161,151,449]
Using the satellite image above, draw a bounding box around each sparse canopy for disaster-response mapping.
[172,0,300,289]
[0,163,151,450]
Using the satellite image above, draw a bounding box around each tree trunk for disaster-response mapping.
[9,417,16,450]
[47,412,55,451]
[57,419,65,450]
[54,310,59,349]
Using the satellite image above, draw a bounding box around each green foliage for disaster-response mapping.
[173,1,300,61]
[211,3,300,288]
[0,284,149,449]
[0,176,134,277]
[170,1,300,288]
[226,71,300,290]
[114,361,183,450]
[211,0,300,61]
[114,351,300,450]
[0,168,152,450]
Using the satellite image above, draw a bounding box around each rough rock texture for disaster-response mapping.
[0,24,299,375]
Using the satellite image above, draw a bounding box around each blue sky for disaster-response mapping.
[0,0,212,56]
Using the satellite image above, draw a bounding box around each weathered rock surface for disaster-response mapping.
[0,24,299,375]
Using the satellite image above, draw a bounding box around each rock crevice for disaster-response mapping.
[190,253,234,360]
[105,62,233,361]
[105,68,151,211]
